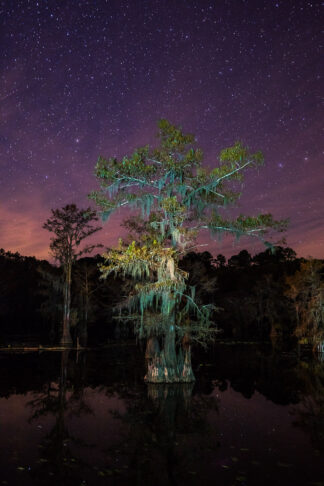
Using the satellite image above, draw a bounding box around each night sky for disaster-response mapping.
[1,0,323,260]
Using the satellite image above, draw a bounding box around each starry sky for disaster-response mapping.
[1,0,323,260]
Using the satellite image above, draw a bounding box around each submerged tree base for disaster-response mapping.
[144,347,195,384]
[144,367,195,383]
[60,331,73,347]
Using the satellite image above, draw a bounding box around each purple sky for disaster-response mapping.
[1,0,323,260]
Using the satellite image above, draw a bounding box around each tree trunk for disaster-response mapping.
[163,324,179,382]
[81,270,89,346]
[78,319,88,347]
[178,333,195,382]
[61,263,73,346]
[144,328,195,383]
[147,382,194,483]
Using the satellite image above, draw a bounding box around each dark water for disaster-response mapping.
[0,344,324,486]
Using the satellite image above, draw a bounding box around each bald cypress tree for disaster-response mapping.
[91,119,286,382]
[43,204,101,346]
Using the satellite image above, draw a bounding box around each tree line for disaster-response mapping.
[1,245,323,352]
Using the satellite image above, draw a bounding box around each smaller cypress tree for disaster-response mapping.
[43,204,101,346]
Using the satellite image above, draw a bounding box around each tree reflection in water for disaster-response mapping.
[293,359,324,452]
[108,382,219,486]
[26,350,94,484]
[1,345,324,486]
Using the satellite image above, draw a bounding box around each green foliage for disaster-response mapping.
[209,213,288,241]
[91,120,287,347]
[99,238,214,343]
[90,121,286,247]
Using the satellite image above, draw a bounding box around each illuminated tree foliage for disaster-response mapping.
[43,204,101,346]
[91,119,286,382]
[285,260,324,351]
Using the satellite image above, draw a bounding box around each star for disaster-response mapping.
[0,0,322,259]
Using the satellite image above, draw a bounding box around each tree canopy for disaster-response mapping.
[90,119,286,247]
[43,204,102,266]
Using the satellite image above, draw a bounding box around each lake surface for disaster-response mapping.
[0,344,323,486]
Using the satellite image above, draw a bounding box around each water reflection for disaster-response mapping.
[26,350,94,484]
[0,345,324,486]
[293,361,324,452]
[110,383,218,486]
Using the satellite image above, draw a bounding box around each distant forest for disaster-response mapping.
[1,246,323,351]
